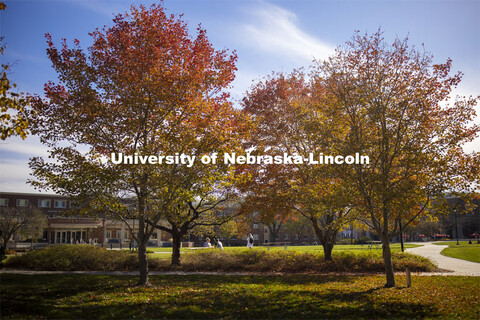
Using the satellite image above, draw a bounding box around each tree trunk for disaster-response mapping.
[171,235,182,266]
[311,220,336,261]
[322,242,334,261]
[1,237,9,257]
[382,240,395,288]
[137,218,149,286]
[2,237,9,250]
[137,241,149,286]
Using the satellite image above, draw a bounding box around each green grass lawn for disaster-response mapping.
[432,241,480,263]
[146,243,421,258]
[1,273,478,319]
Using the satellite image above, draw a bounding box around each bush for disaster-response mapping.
[4,249,16,255]
[172,249,436,273]
[4,245,140,271]
[3,245,436,273]
[356,236,372,244]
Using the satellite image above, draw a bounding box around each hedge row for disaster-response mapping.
[3,245,436,273]
[179,249,437,273]
[4,245,142,271]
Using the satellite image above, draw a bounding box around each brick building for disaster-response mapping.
[0,192,167,246]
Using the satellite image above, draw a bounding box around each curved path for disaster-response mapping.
[406,242,480,276]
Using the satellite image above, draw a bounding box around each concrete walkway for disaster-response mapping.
[406,242,480,276]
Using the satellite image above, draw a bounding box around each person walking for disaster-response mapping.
[247,233,254,249]
[216,238,224,249]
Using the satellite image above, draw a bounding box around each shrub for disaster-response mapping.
[175,249,436,273]
[3,245,437,273]
[178,250,243,271]
[356,236,372,244]
[4,245,140,271]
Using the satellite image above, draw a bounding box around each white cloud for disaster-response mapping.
[241,2,334,64]
[0,161,37,193]
[0,137,47,193]
[1,138,48,157]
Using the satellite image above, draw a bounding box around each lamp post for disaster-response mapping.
[399,220,404,252]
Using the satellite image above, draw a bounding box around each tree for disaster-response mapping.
[28,3,239,285]
[150,190,239,265]
[241,71,357,260]
[410,218,442,239]
[0,207,46,249]
[0,2,30,140]
[215,217,240,242]
[317,30,479,287]
[282,215,314,243]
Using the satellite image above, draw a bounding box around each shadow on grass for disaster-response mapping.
[37,299,436,319]
[0,274,136,317]
[1,274,441,319]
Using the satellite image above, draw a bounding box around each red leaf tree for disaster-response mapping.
[29,3,240,285]
[317,30,479,287]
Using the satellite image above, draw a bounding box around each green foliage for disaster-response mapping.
[355,236,372,244]
[1,274,479,319]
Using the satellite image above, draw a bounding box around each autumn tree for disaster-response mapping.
[241,71,357,259]
[0,207,46,249]
[28,4,239,285]
[282,215,315,243]
[150,188,240,265]
[317,30,479,287]
[215,218,240,244]
[0,2,30,140]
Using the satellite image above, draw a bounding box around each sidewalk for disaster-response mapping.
[406,242,480,276]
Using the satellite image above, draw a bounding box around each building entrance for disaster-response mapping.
[51,229,87,244]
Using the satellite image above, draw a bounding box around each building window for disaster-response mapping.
[0,198,9,206]
[38,199,51,208]
[253,234,259,240]
[294,234,300,240]
[54,200,67,208]
[106,231,111,238]
[16,199,29,207]
[253,223,259,229]
[275,234,280,240]
[304,234,309,240]
[284,234,290,240]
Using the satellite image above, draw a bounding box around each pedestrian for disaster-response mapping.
[216,238,224,249]
[203,237,212,248]
[247,233,254,249]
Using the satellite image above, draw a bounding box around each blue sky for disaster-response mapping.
[1,0,479,192]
